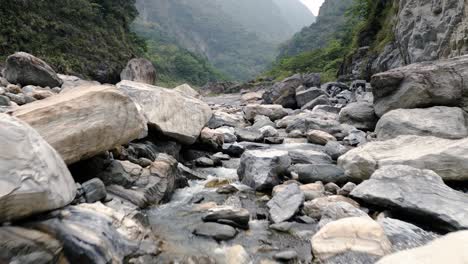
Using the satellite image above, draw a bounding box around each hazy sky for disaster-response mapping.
[300,0,325,16]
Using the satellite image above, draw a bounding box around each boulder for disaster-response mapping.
[208,111,246,129]
[306,130,336,145]
[318,202,370,228]
[371,56,468,116]
[303,195,360,219]
[288,149,333,165]
[267,183,305,223]
[203,206,250,229]
[3,52,63,88]
[289,164,347,184]
[243,104,288,122]
[375,106,468,140]
[214,126,237,143]
[237,150,291,191]
[0,114,76,222]
[81,178,107,203]
[311,217,392,263]
[351,165,468,231]
[300,182,325,200]
[193,222,237,241]
[324,141,349,160]
[377,231,468,264]
[59,74,100,91]
[262,74,303,108]
[338,102,378,131]
[120,58,156,85]
[259,125,279,138]
[174,83,201,98]
[117,80,212,144]
[338,135,468,181]
[251,115,275,130]
[235,127,264,142]
[199,127,224,150]
[302,73,321,87]
[300,95,330,110]
[343,129,367,146]
[295,87,326,108]
[13,85,147,164]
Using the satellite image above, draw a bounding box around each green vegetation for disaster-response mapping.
[0,0,145,83]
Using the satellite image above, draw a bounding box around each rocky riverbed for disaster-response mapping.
[1,52,468,264]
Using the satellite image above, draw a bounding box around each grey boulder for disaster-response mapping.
[120,58,156,85]
[267,183,304,223]
[338,102,377,131]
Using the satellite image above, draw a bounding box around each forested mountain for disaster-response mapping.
[134,0,315,81]
[0,0,144,83]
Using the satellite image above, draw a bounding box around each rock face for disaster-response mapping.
[338,135,468,181]
[351,165,468,231]
[0,114,76,222]
[237,150,291,191]
[371,55,468,116]
[311,217,392,262]
[120,58,156,85]
[267,183,304,223]
[3,52,63,88]
[375,106,468,140]
[13,85,147,164]
[117,80,212,144]
[338,102,377,131]
[377,231,468,264]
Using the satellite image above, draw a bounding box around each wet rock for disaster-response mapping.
[120,58,156,85]
[343,129,367,146]
[306,130,336,145]
[377,231,468,264]
[311,217,392,263]
[289,164,346,184]
[4,52,63,87]
[351,165,468,231]
[217,184,239,194]
[203,206,250,229]
[296,87,327,108]
[244,104,289,121]
[301,95,331,110]
[235,127,264,142]
[193,222,237,241]
[267,183,305,223]
[338,182,357,196]
[215,126,237,143]
[338,102,378,131]
[14,85,147,164]
[324,141,349,160]
[0,114,76,222]
[82,178,107,203]
[318,202,370,228]
[378,218,438,251]
[200,127,224,150]
[338,135,468,181]
[117,80,212,144]
[375,106,468,140]
[274,250,298,261]
[208,111,246,129]
[303,195,360,219]
[222,142,245,157]
[238,150,291,191]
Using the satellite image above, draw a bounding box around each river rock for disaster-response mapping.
[351,165,468,231]
[267,183,304,223]
[306,130,336,145]
[222,142,245,157]
[338,135,468,181]
[235,127,264,142]
[262,74,303,108]
[215,126,237,143]
[117,80,212,144]
[289,164,347,184]
[303,195,360,219]
[288,149,333,165]
[237,150,291,190]
[274,250,298,261]
[0,114,76,223]
[318,202,370,228]
[375,106,468,140]
[3,52,63,88]
[13,85,147,164]
[371,56,468,116]
[377,231,468,264]
[378,218,438,251]
[193,222,237,241]
[243,104,289,122]
[301,183,325,200]
[259,125,279,138]
[311,217,392,263]
[324,141,349,160]
[296,87,327,108]
[203,206,250,229]
[120,58,156,85]
[208,111,246,129]
[338,102,378,131]
[199,127,224,150]
[251,115,275,130]
[301,95,331,110]
[174,83,201,98]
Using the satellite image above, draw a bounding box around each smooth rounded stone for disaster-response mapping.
[350,165,468,231]
[0,226,65,264]
[274,250,298,261]
[376,231,468,264]
[224,245,251,264]
[301,95,331,110]
[343,129,367,146]
[117,80,212,145]
[289,164,347,184]
[306,130,337,145]
[371,56,468,117]
[0,94,10,106]
[5,92,27,105]
[303,195,360,219]
[259,125,279,138]
[235,127,264,142]
[311,217,392,262]
[193,222,237,241]
[0,114,76,222]
[338,135,468,181]
[215,126,237,143]
[222,142,245,157]
[296,87,327,108]
[31,203,157,263]
[208,111,246,129]
[318,202,371,228]
[338,182,357,196]
[237,150,291,191]
[202,206,250,228]
[267,183,305,223]
[14,85,147,165]
[338,102,378,131]
[120,58,156,85]
[375,106,468,140]
[199,127,224,150]
[324,182,340,194]
[301,183,325,201]
[251,115,276,130]
[264,137,284,144]
[270,222,294,232]
[378,218,438,251]
[243,104,289,121]
[324,141,349,160]
[82,178,107,203]
[4,52,63,87]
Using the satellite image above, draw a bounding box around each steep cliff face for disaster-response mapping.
[342,0,468,80]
